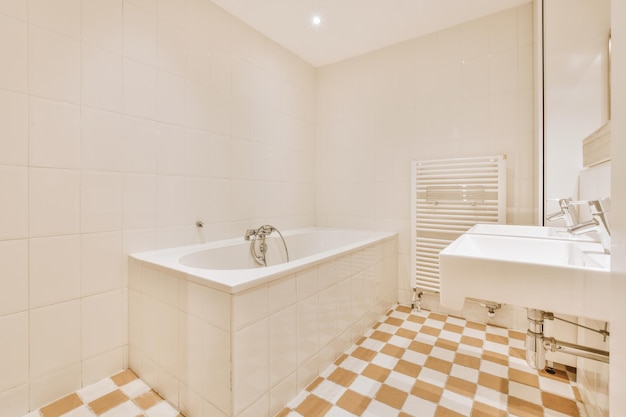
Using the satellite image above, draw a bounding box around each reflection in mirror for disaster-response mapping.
[543,0,611,226]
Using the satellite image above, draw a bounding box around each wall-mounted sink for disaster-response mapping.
[467,223,598,242]
[439,228,610,321]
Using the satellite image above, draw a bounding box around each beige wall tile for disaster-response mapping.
[29,98,80,169]
[29,26,80,103]
[29,168,80,237]
[81,172,122,233]
[80,232,123,296]
[29,0,80,39]
[0,240,28,316]
[123,2,156,65]
[81,291,125,359]
[30,302,81,380]
[0,90,28,166]
[0,167,28,240]
[0,312,28,392]
[81,0,123,53]
[29,235,81,308]
[0,14,27,93]
[82,46,123,112]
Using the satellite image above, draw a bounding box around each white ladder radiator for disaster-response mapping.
[411,155,507,292]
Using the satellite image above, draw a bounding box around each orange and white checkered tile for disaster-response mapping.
[278,305,584,417]
[23,305,585,417]
[23,370,182,417]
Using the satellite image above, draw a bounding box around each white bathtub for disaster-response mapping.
[130,227,396,293]
[128,227,398,417]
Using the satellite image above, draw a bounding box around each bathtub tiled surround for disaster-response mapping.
[0,0,316,414]
[128,236,398,416]
[314,3,536,306]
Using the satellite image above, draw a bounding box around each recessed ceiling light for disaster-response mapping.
[311,15,322,26]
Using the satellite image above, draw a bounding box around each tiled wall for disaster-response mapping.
[578,162,611,417]
[0,1,315,415]
[314,4,536,304]
[0,1,548,415]
[128,237,397,417]
[610,2,626,414]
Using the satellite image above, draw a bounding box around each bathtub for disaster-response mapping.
[131,227,395,293]
[128,227,398,417]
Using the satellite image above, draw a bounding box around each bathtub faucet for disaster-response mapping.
[244,228,257,240]
[244,225,289,267]
[244,225,275,241]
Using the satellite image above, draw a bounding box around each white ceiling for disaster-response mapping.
[212,0,532,67]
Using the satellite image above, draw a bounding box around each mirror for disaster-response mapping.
[542,0,611,224]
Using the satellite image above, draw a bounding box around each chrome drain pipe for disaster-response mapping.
[526,309,548,369]
[525,308,610,370]
[548,339,610,364]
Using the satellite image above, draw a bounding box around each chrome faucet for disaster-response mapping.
[244,225,275,241]
[244,228,257,240]
[568,198,611,254]
[545,198,576,227]
[244,225,290,266]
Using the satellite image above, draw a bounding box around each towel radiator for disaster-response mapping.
[411,155,506,292]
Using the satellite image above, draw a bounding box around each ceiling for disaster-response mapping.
[212,0,532,67]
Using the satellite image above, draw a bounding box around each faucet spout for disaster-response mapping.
[567,198,611,254]
[244,225,290,267]
[568,218,599,234]
[244,229,257,241]
[545,198,576,226]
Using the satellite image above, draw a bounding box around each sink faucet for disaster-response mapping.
[546,198,576,226]
[568,198,611,254]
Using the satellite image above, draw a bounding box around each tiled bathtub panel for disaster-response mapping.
[269,274,297,314]
[140,265,180,308]
[296,294,320,367]
[178,311,232,414]
[139,294,162,365]
[205,321,232,413]
[317,260,338,290]
[129,263,233,415]
[179,380,228,417]
[232,318,270,415]
[351,272,366,321]
[335,253,352,281]
[232,240,397,415]
[336,278,354,335]
[157,303,179,376]
[232,283,270,331]
[318,285,338,347]
[269,305,298,386]
[296,267,319,301]
[130,238,397,417]
[363,265,379,325]
[178,279,212,322]
[127,288,141,352]
[270,371,298,416]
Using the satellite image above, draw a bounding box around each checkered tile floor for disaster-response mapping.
[22,370,181,417]
[24,305,585,417]
[277,305,585,417]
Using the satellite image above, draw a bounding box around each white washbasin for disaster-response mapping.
[439,233,610,321]
[467,223,598,242]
